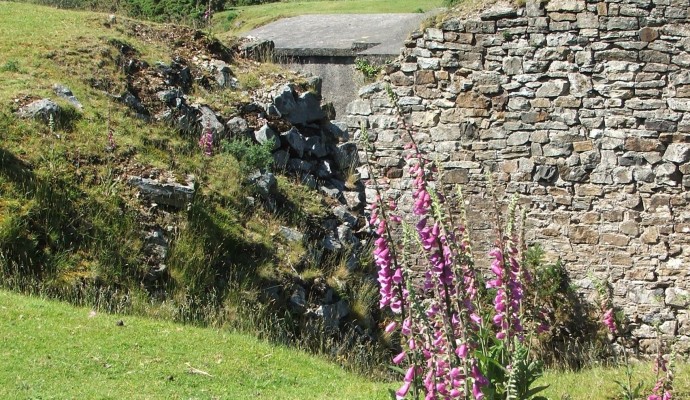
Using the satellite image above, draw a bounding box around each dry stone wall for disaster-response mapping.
[345,0,690,354]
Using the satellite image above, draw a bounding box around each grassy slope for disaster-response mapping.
[0,2,325,294]
[213,0,445,36]
[0,290,392,399]
[3,290,689,400]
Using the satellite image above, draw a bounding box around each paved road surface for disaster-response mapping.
[245,13,435,56]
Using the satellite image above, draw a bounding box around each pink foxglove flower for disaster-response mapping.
[199,128,213,156]
[603,308,616,334]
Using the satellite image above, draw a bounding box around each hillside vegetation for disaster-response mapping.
[0,1,388,375]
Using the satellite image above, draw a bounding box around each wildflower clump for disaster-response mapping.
[362,86,549,400]
[199,127,213,156]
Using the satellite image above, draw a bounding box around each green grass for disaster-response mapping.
[0,290,392,399]
[3,290,689,400]
[213,0,445,36]
[539,362,690,399]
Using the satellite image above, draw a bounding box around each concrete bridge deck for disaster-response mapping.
[245,13,432,57]
[244,13,439,117]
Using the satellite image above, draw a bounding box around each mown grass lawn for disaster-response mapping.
[0,290,393,399]
[213,0,446,36]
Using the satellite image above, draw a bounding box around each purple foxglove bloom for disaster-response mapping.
[402,318,411,335]
[603,308,616,334]
[404,366,416,382]
[393,351,406,364]
[472,382,484,400]
[385,321,397,333]
[396,381,411,399]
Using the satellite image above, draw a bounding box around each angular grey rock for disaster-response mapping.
[53,84,83,110]
[334,143,359,171]
[534,165,558,182]
[480,6,518,20]
[305,135,328,158]
[128,176,195,209]
[272,149,290,169]
[315,300,349,330]
[535,80,569,97]
[316,160,334,178]
[568,73,592,97]
[281,127,307,157]
[287,158,313,173]
[200,59,235,88]
[273,85,298,116]
[254,124,280,151]
[226,116,251,137]
[546,0,585,12]
[333,205,357,226]
[17,99,61,124]
[502,57,523,75]
[292,91,326,125]
[343,191,363,211]
[120,92,148,117]
[357,82,385,98]
[663,143,690,163]
[279,226,304,242]
[156,89,183,105]
[324,121,349,142]
[337,224,358,247]
[655,163,679,186]
[197,105,224,141]
[274,85,326,126]
[249,171,278,199]
[543,142,573,157]
[666,287,690,308]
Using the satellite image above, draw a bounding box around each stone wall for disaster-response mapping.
[345,0,690,354]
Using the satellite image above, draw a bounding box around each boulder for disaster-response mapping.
[197,105,224,141]
[226,116,251,137]
[128,176,195,209]
[53,84,83,110]
[273,85,326,126]
[120,91,149,117]
[17,99,61,124]
[315,300,349,330]
[254,124,280,151]
[281,127,307,157]
[248,171,278,200]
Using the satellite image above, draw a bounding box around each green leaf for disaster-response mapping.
[525,385,550,397]
[387,365,405,375]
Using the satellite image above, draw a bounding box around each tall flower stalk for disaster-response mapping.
[199,126,214,156]
[362,86,548,399]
